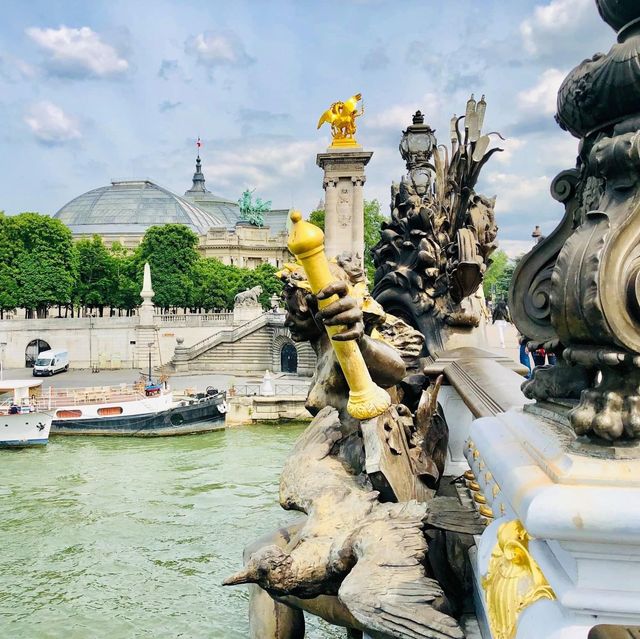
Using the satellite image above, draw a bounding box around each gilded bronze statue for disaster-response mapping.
[317,93,364,148]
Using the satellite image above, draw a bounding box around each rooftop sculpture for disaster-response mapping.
[238,188,271,228]
[372,102,501,355]
[510,0,640,441]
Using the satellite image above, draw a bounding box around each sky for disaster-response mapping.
[0,0,614,256]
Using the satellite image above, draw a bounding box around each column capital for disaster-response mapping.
[351,176,366,186]
[323,177,338,189]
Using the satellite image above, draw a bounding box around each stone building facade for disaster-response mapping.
[53,153,291,269]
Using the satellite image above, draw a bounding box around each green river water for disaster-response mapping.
[0,425,342,639]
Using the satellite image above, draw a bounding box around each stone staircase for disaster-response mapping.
[170,311,315,375]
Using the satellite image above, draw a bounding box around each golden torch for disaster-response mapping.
[287,210,391,420]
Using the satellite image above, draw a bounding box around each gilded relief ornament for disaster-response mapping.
[510,0,640,440]
[317,93,364,148]
[481,520,555,639]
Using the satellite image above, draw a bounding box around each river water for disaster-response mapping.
[0,425,342,638]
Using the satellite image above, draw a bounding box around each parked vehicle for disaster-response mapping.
[32,350,69,377]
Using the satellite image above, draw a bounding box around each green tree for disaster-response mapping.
[309,209,325,230]
[192,258,239,311]
[309,199,386,283]
[9,213,78,318]
[191,259,283,311]
[363,199,385,282]
[483,250,522,301]
[235,262,283,309]
[74,235,117,316]
[0,213,18,318]
[110,242,139,315]
[136,224,200,310]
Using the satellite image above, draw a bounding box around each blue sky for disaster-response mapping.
[0,0,613,255]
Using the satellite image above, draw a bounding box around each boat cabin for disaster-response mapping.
[0,379,43,415]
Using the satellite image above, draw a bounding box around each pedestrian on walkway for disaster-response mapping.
[518,334,532,378]
[532,347,546,367]
[492,298,511,349]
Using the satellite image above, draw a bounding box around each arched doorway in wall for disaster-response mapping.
[25,339,51,368]
[281,343,298,374]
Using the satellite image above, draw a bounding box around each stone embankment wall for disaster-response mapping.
[0,314,235,370]
[0,310,316,376]
[226,396,311,426]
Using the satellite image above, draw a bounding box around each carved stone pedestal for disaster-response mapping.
[233,301,262,325]
[464,406,640,639]
[316,147,372,265]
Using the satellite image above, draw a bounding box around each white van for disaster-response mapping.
[33,350,70,376]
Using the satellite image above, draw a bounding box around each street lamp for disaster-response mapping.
[399,110,437,196]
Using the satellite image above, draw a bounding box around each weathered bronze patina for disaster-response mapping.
[510,0,640,441]
[225,216,482,636]
[371,103,501,355]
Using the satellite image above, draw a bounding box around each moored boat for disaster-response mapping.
[36,381,227,436]
[0,380,52,448]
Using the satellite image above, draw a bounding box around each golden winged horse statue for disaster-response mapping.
[317,93,364,147]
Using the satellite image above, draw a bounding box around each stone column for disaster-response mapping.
[136,261,161,370]
[352,176,365,265]
[323,177,338,258]
[139,262,154,327]
[317,147,373,267]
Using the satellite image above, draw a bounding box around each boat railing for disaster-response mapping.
[33,384,169,409]
[0,398,39,415]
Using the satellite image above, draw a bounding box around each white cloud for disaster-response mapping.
[0,54,37,82]
[484,172,550,215]
[498,239,537,259]
[185,31,254,71]
[520,0,607,62]
[365,93,443,130]
[494,137,526,164]
[545,136,579,167]
[203,139,317,193]
[361,42,390,71]
[24,101,82,144]
[517,68,566,115]
[26,26,128,77]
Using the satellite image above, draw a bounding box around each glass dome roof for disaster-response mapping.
[54,179,229,235]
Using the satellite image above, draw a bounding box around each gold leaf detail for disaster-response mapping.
[481,520,555,639]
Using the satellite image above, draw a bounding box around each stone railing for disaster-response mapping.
[154,312,233,326]
[172,311,286,366]
[230,382,310,398]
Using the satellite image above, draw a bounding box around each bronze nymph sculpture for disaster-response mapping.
[224,215,483,638]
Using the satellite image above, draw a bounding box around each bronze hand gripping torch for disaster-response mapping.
[287,210,391,420]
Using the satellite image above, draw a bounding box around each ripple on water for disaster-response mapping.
[0,424,343,638]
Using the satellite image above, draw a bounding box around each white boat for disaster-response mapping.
[0,379,52,448]
[38,381,227,436]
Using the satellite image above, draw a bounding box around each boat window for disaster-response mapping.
[56,409,82,418]
[97,406,123,416]
[36,358,52,366]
